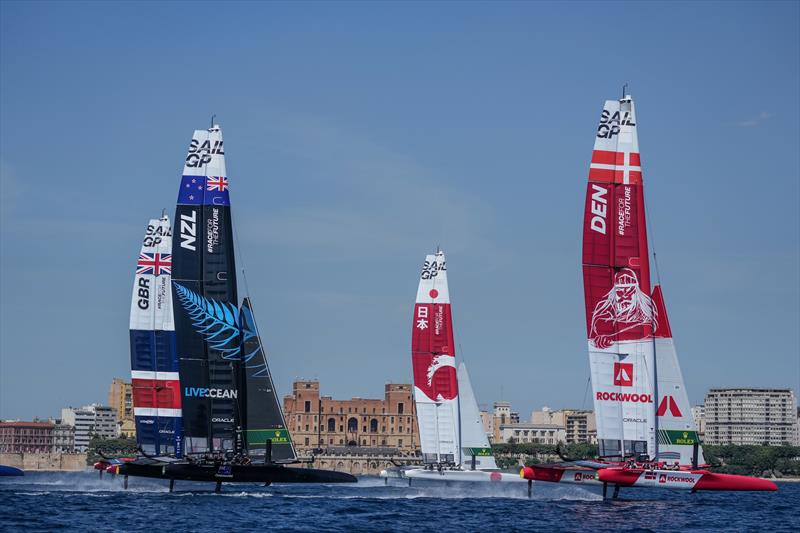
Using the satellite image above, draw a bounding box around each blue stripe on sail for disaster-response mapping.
[154,330,178,372]
[130,330,156,371]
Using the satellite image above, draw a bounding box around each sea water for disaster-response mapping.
[1,471,798,532]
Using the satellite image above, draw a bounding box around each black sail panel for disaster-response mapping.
[240,298,297,462]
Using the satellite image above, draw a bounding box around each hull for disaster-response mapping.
[521,465,777,492]
[0,465,24,476]
[522,466,604,486]
[117,459,356,484]
[404,468,527,483]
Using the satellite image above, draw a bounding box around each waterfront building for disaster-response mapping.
[491,401,512,443]
[0,421,55,453]
[499,423,566,445]
[691,405,706,438]
[117,418,136,439]
[283,380,419,454]
[531,407,597,444]
[49,418,75,452]
[61,405,118,451]
[703,388,799,446]
[108,378,133,423]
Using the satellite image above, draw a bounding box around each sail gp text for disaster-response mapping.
[597,109,635,139]
[185,138,224,168]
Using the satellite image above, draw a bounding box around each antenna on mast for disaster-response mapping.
[161,208,167,219]
[211,114,216,127]
[622,83,629,99]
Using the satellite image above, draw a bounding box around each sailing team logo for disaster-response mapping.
[589,268,657,348]
[613,362,634,387]
[136,253,172,276]
[657,395,683,417]
[173,283,241,359]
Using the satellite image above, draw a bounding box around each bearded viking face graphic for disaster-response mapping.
[590,268,657,348]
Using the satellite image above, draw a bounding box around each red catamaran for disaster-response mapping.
[520,92,777,496]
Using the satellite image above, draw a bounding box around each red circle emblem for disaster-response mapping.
[429,289,439,299]
[490,471,502,482]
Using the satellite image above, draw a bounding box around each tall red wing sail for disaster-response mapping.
[583,96,658,459]
[411,251,460,464]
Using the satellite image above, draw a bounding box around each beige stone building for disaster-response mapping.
[531,407,597,444]
[283,380,419,454]
[499,423,566,445]
[703,388,798,445]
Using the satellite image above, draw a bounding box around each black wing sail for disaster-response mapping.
[172,125,241,454]
[240,298,297,462]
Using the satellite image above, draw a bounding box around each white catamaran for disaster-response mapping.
[381,250,524,484]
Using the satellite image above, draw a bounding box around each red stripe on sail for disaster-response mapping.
[630,152,641,166]
[588,168,616,183]
[132,378,182,409]
[591,150,620,165]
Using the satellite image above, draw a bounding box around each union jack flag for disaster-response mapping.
[136,253,172,276]
[207,176,228,192]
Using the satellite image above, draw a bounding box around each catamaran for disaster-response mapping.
[112,125,356,490]
[519,93,777,496]
[381,250,524,484]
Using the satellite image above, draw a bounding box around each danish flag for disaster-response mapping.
[136,253,172,276]
[207,176,228,192]
[589,150,642,185]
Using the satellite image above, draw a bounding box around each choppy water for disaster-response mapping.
[1,471,798,532]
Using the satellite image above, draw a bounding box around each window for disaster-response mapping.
[347,417,358,433]
[398,403,404,414]
[370,419,378,433]
[304,437,309,445]
[398,439,403,447]
[327,418,336,432]
[304,401,311,413]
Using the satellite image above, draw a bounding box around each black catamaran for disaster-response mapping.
[118,124,356,488]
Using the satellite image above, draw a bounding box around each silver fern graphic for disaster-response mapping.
[174,283,241,359]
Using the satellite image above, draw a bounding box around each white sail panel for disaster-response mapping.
[590,344,656,458]
[457,363,498,470]
[183,126,226,177]
[129,217,174,332]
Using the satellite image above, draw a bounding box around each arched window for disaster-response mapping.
[370,419,378,433]
[347,417,358,433]
[327,417,335,432]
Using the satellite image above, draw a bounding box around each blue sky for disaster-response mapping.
[1,1,798,421]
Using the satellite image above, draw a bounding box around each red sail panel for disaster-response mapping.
[411,302,457,401]
[651,285,673,339]
[582,98,654,348]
